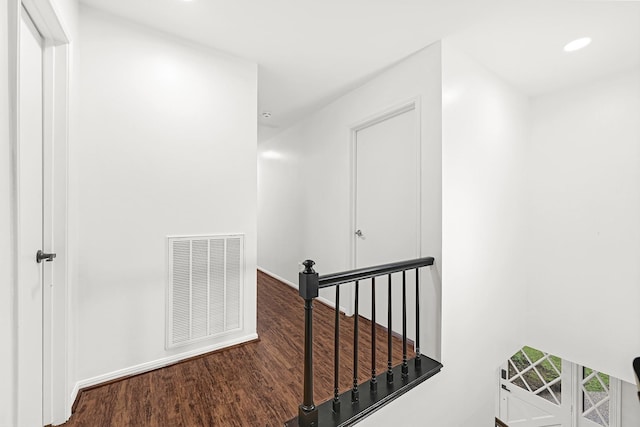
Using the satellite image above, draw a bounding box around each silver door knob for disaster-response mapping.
[355,230,363,237]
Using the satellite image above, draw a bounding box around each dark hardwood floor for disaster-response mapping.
[63,271,412,427]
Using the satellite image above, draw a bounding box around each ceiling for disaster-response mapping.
[79,0,640,141]
[448,1,640,97]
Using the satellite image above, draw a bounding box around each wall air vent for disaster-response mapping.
[167,234,243,348]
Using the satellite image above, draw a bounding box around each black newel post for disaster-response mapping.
[298,260,319,427]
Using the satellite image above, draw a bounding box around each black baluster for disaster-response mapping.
[352,280,359,403]
[333,285,341,412]
[402,270,408,379]
[387,273,393,384]
[415,267,421,369]
[370,277,377,393]
[298,260,319,427]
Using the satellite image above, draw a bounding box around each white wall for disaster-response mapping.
[257,144,305,286]
[360,41,529,426]
[526,69,640,384]
[258,42,442,356]
[73,5,257,389]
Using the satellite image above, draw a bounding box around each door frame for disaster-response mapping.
[10,0,70,424]
[348,97,422,316]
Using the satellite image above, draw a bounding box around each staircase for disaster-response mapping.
[285,258,443,427]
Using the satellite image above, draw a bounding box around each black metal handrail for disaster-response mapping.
[287,257,442,427]
[318,257,434,288]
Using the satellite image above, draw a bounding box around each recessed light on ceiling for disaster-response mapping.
[564,37,591,52]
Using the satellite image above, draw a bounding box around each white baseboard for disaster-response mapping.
[70,333,258,409]
[257,267,349,315]
[258,266,298,290]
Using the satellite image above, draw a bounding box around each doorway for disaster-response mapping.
[12,0,70,424]
[351,100,421,337]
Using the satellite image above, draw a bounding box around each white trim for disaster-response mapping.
[609,376,622,427]
[7,4,19,427]
[70,333,258,407]
[21,0,69,45]
[495,365,502,419]
[166,232,247,239]
[257,267,350,315]
[572,362,579,427]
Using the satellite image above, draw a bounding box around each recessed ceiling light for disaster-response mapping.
[261,112,272,119]
[564,37,591,52]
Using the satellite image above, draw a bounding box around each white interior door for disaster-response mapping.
[354,106,419,336]
[18,6,45,426]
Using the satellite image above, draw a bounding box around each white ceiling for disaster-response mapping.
[448,1,640,97]
[79,0,640,141]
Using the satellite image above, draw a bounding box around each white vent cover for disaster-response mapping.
[167,234,243,348]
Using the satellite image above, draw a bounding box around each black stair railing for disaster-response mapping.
[285,257,443,427]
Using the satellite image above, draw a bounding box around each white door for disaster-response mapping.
[18,7,45,426]
[500,380,565,427]
[577,367,617,427]
[499,347,571,427]
[354,106,419,336]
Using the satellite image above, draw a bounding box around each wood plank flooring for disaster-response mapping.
[63,271,413,427]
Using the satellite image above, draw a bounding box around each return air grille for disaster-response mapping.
[167,234,244,348]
